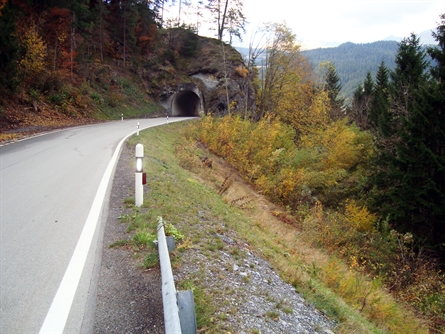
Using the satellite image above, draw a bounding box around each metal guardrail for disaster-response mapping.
[157,217,197,334]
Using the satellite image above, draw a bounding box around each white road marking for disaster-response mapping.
[39,125,152,334]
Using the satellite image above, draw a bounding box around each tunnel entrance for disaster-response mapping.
[172,90,201,117]
[169,82,204,117]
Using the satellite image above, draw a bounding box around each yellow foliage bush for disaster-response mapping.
[18,22,47,81]
[194,115,373,208]
[344,199,377,233]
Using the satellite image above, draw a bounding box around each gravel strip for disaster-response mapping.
[175,228,337,333]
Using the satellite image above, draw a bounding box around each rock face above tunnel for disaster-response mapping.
[156,30,255,117]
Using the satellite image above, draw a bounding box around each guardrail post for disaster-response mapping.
[177,290,197,334]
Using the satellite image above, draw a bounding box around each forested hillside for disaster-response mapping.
[0,0,249,140]
[237,41,401,102]
[302,41,399,101]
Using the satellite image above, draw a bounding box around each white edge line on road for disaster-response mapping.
[39,121,167,334]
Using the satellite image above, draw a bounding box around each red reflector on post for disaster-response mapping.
[142,173,147,185]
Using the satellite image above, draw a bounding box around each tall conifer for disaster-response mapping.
[324,62,344,120]
[372,19,445,256]
[370,62,390,136]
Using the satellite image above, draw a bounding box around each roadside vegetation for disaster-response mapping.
[118,121,432,333]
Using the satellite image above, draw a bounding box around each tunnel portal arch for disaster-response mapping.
[171,83,204,117]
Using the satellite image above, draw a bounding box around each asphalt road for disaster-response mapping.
[0,117,190,333]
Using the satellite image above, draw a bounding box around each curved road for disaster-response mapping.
[0,117,190,333]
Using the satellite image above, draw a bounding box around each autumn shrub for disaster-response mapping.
[117,78,136,95]
[17,22,46,83]
[197,114,295,182]
[90,91,103,104]
[107,91,123,107]
[195,115,372,209]
[302,201,445,330]
[344,199,377,233]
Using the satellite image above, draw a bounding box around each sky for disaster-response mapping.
[165,0,444,49]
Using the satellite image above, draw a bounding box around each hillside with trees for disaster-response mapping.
[237,40,403,103]
[302,41,399,101]
[300,41,436,103]
[0,0,249,140]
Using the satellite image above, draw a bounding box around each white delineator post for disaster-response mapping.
[135,144,144,207]
[137,121,140,136]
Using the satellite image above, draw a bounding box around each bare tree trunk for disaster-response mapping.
[123,1,126,68]
[218,0,229,40]
[53,37,58,72]
[70,12,75,81]
[99,0,104,62]
[221,41,230,114]
[178,0,182,27]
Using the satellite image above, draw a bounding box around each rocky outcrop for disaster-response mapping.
[154,30,255,117]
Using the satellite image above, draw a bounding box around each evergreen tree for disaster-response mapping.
[0,2,19,91]
[323,62,344,120]
[363,71,374,96]
[387,83,445,252]
[372,16,445,257]
[369,61,390,136]
[390,33,428,124]
[428,13,445,83]
[348,71,373,129]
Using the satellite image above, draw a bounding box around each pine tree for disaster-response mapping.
[348,72,373,129]
[323,62,344,120]
[390,33,428,124]
[369,61,390,136]
[363,71,374,96]
[428,13,445,83]
[372,16,445,256]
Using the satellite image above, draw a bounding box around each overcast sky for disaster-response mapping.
[240,0,444,49]
[165,0,444,49]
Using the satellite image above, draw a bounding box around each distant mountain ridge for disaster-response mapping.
[236,32,436,103]
[301,40,399,101]
[235,41,399,103]
[383,28,436,45]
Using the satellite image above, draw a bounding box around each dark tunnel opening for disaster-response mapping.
[173,90,201,117]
